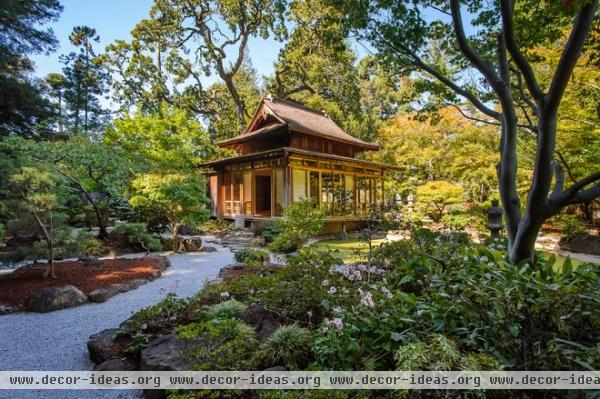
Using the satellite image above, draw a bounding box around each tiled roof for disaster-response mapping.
[243,97,379,150]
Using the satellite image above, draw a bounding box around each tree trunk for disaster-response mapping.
[172,224,178,252]
[48,239,55,279]
[90,202,108,239]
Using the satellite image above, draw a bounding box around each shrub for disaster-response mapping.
[204,300,247,320]
[118,293,189,339]
[176,319,258,370]
[200,218,232,234]
[260,225,282,243]
[255,248,343,320]
[440,213,471,230]
[556,213,588,240]
[259,324,313,369]
[394,334,500,371]
[270,198,325,253]
[111,223,162,252]
[234,248,269,265]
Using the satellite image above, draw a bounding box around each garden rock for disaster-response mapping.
[242,304,280,340]
[0,304,16,315]
[94,357,137,371]
[199,245,217,253]
[88,284,127,303]
[87,328,120,364]
[140,333,199,371]
[561,235,600,255]
[148,255,171,271]
[178,237,204,252]
[218,262,246,279]
[25,285,88,313]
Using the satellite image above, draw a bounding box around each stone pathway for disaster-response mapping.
[0,241,234,399]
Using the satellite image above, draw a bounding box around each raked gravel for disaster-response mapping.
[0,240,234,399]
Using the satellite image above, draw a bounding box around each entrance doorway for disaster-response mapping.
[254,173,271,216]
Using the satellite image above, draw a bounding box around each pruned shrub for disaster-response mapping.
[234,248,269,265]
[110,222,162,252]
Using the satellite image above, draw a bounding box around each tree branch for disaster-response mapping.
[546,0,598,114]
[374,31,500,120]
[499,0,543,100]
[450,0,503,93]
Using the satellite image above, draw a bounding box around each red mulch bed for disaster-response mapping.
[0,258,162,309]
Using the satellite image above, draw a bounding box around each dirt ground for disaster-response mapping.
[0,258,162,309]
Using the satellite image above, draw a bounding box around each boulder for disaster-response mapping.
[94,357,137,371]
[88,328,120,364]
[561,235,600,256]
[251,237,267,247]
[128,279,150,290]
[147,255,171,271]
[79,256,102,267]
[88,283,128,303]
[140,333,199,371]
[178,237,203,252]
[0,304,16,315]
[218,262,246,279]
[242,304,280,340]
[25,285,88,313]
[199,245,217,253]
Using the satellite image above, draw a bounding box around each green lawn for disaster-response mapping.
[310,238,387,262]
[310,238,592,268]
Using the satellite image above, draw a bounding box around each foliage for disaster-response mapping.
[58,25,109,134]
[440,205,472,231]
[353,0,599,263]
[203,300,247,321]
[260,225,282,243]
[0,223,4,245]
[117,293,190,340]
[199,219,232,235]
[555,213,589,240]
[0,0,62,138]
[374,108,502,204]
[176,319,258,370]
[129,173,209,250]
[259,324,313,369]
[102,0,286,130]
[7,166,64,276]
[359,204,399,265]
[255,248,343,320]
[234,248,270,266]
[270,198,326,252]
[416,180,464,221]
[105,106,216,172]
[110,223,162,252]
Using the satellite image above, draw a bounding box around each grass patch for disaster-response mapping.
[310,238,387,262]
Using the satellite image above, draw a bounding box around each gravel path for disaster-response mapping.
[0,242,233,399]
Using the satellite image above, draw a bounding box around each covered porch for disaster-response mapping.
[203,147,389,222]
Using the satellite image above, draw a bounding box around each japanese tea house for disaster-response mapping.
[201,97,397,233]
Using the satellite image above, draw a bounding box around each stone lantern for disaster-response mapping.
[485,199,504,237]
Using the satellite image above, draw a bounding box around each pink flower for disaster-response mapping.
[358,288,375,308]
[328,286,337,294]
[381,287,393,299]
[220,292,230,298]
[331,317,344,330]
[333,306,342,313]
